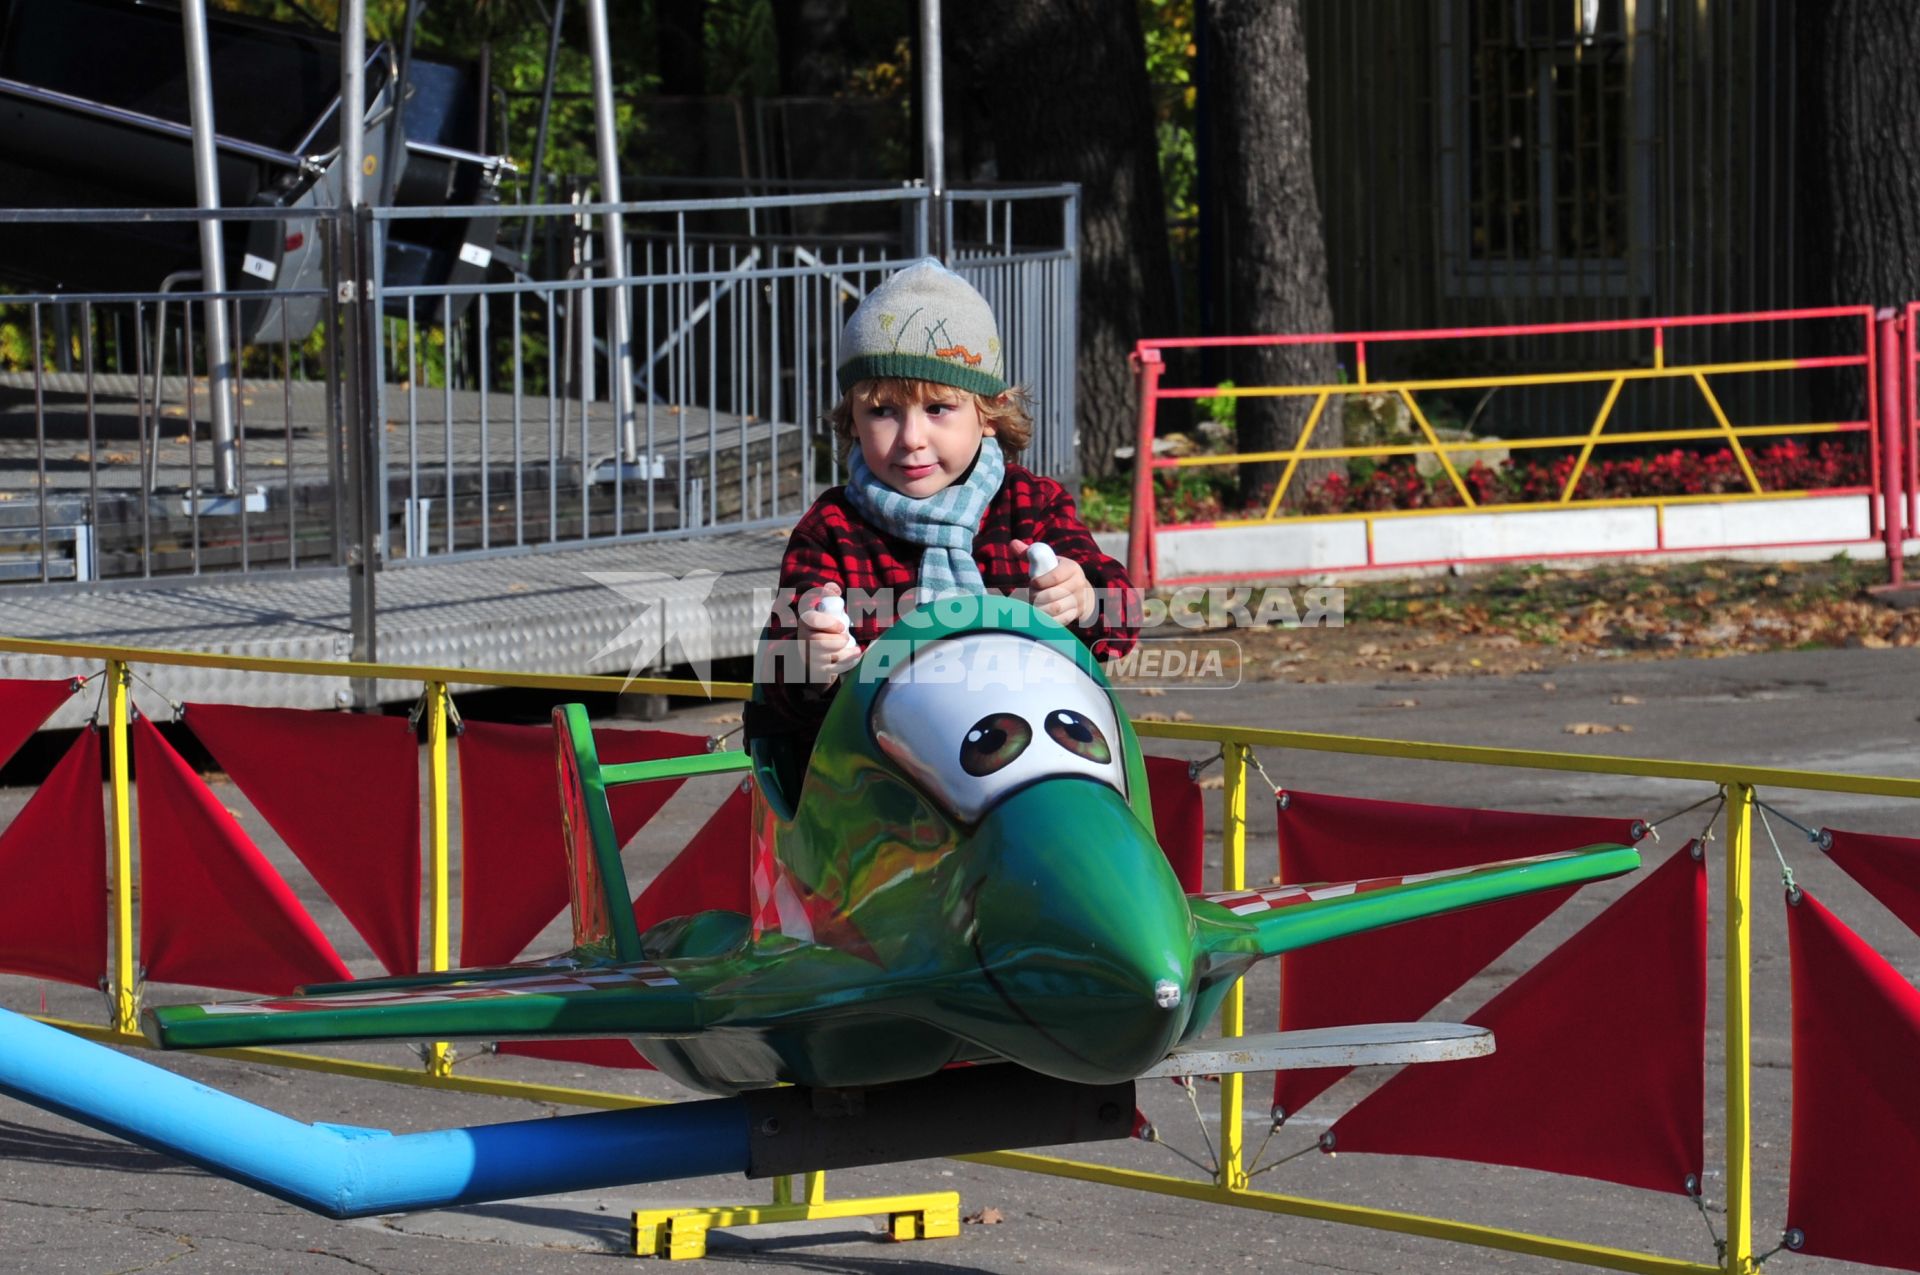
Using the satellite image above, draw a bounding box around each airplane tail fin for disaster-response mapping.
[554,703,645,962]
[551,705,756,964]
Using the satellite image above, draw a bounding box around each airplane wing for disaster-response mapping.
[143,959,707,1051]
[1190,844,1639,970]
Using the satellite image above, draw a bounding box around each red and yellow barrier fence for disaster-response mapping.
[1126,307,1910,589]
[3,638,1920,1273]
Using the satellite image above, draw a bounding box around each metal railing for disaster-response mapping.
[1127,307,1893,589]
[3,633,1915,1274]
[0,206,348,586]
[0,186,1081,586]
[366,185,1080,565]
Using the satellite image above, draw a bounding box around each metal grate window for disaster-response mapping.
[1443,0,1651,296]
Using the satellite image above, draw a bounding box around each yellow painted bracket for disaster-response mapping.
[425,681,455,1078]
[634,1191,960,1260]
[106,659,138,1036]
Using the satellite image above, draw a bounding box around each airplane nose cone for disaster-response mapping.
[961,780,1197,1083]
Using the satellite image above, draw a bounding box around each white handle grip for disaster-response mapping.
[813,594,860,658]
[1026,542,1059,578]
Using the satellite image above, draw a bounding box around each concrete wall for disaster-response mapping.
[1099,494,1909,585]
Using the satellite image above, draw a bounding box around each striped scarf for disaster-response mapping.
[844,437,1006,601]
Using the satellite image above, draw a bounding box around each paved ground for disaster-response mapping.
[0,642,1916,1273]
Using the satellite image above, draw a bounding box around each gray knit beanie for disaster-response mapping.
[836,258,1007,398]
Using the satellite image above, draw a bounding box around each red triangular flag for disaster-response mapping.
[1145,755,1205,891]
[458,721,708,965]
[0,678,76,772]
[134,717,350,994]
[1329,844,1706,1194]
[183,703,421,975]
[1785,889,1920,1270]
[1273,790,1642,1119]
[0,728,106,987]
[499,786,755,1072]
[494,1039,652,1069]
[1824,828,1920,946]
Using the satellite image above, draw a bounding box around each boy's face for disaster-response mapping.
[852,383,996,499]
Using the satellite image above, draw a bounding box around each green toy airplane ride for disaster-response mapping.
[145,596,1638,1097]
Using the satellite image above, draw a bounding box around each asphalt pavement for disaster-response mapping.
[0,643,1916,1273]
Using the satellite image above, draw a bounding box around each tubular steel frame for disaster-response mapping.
[1127,307,1895,590]
[9,635,1920,1273]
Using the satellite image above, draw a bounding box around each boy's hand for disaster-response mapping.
[1013,538,1096,627]
[798,583,863,682]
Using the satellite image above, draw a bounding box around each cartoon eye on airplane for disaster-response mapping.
[0,594,1638,1220]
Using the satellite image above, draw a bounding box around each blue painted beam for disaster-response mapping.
[0,1008,747,1218]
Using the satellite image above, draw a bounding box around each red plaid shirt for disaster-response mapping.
[754,463,1139,735]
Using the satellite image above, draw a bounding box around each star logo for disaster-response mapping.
[584,569,721,694]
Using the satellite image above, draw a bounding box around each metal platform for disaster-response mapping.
[0,526,788,726]
[1137,1023,1495,1077]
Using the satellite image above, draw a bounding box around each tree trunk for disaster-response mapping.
[1203,0,1339,509]
[949,0,1179,481]
[1801,0,1920,310]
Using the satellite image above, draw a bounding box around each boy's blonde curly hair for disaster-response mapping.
[828,378,1034,462]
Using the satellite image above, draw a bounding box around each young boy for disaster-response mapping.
[750,258,1138,754]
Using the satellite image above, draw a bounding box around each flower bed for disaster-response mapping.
[1083,440,1872,530]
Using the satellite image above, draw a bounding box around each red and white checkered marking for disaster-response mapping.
[1203,851,1581,917]
[202,964,680,1015]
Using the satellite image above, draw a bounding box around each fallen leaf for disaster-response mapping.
[964,1207,1005,1226]
[1564,722,1620,735]
[1540,681,1558,692]
[1172,710,1195,722]
[1197,775,1225,790]
[706,711,742,725]
[1134,686,1167,697]
[1379,698,1420,709]
[1136,711,1170,723]
[1356,642,1381,657]
[1611,694,1642,705]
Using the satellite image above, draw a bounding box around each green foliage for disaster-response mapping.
[1139,0,1198,249]
[1195,380,1236,431]
[1077,477,1130,532]
[0,303,48,372]
[704,0,778,97]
